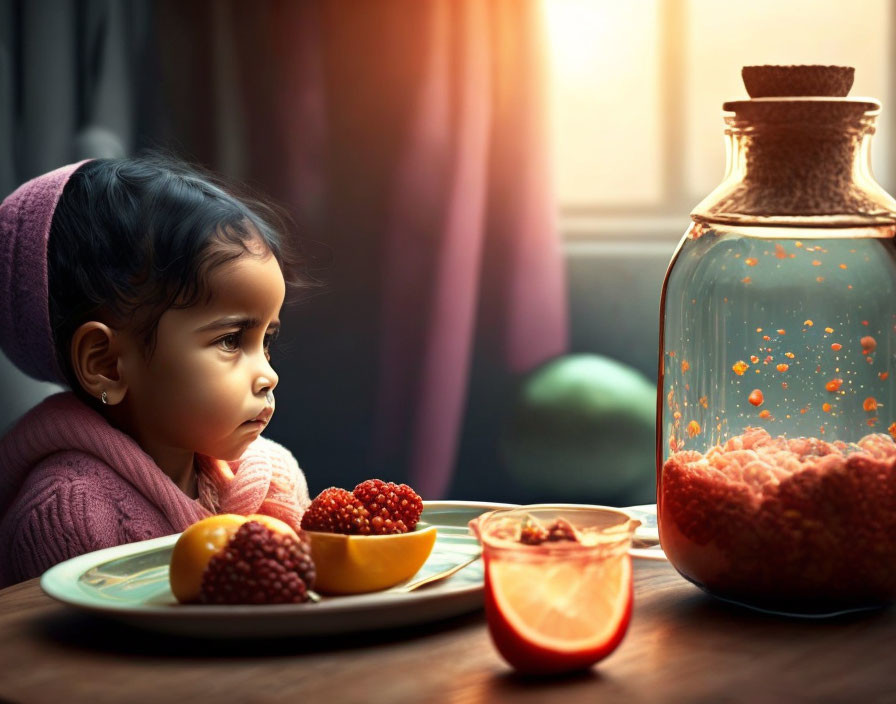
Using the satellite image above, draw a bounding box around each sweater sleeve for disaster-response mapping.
[0,451,176,587]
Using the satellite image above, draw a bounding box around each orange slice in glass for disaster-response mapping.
[484,551,633,674]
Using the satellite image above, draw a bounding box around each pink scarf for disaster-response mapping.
[0,392,309,534]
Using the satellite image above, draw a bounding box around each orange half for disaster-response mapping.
[307,526,437,595]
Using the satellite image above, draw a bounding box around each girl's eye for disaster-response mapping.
[218,332,242,352]
[263,330,279,355]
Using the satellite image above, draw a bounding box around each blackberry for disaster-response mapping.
[199,521,316,604]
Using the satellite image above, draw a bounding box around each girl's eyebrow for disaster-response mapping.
[196,316,281,333]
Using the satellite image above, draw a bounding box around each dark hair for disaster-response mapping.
[47,154,311,392]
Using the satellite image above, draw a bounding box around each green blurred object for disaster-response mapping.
[500,354,656,504]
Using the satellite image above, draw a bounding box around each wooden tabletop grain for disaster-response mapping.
[1,559,894,704]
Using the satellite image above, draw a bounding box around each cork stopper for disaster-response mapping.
[742,65,854,98]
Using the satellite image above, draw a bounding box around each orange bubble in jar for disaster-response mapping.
[748,389,764,407]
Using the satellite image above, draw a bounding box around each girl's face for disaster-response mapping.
[117,240,285,467]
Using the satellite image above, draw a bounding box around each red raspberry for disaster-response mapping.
[199,521,316,605]
[519,518,548,545]
[518,517,579,545]
[352,479,423,533]
[301,487,372,535]
[545,518,580,543]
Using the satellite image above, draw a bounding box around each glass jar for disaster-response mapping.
[657,65,896,615]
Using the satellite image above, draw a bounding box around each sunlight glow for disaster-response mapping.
[543,0,662,207]
[544,0,617,79]
[544,0,893,211]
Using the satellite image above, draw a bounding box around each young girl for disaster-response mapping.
[0,155,311,587]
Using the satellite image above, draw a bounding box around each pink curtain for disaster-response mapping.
[366,1,567,497]
[157,0,567,498]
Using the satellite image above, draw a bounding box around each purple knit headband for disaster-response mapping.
[0,161,90,385]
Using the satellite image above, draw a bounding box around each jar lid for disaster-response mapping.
[742,65,853,98]
[723,65,879,116]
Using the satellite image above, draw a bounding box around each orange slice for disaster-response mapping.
[307,526,437,595]
[485,551,633,674]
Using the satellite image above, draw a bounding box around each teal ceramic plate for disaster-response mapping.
[41,501,510,638]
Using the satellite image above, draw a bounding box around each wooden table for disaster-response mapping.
[1,559,894,703]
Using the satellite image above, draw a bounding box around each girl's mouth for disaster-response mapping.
[245,407,274,425]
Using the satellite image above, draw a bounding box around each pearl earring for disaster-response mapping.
[101,391,108,405]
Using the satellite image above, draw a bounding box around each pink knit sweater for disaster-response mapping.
[0,393,310,587]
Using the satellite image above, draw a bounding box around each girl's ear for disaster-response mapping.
[70,321,129,405]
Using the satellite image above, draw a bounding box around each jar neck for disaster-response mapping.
[692,103,896,226]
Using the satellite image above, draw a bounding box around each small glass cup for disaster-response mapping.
[469,505,639,675]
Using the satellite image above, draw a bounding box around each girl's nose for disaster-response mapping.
[253,360,279,398]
